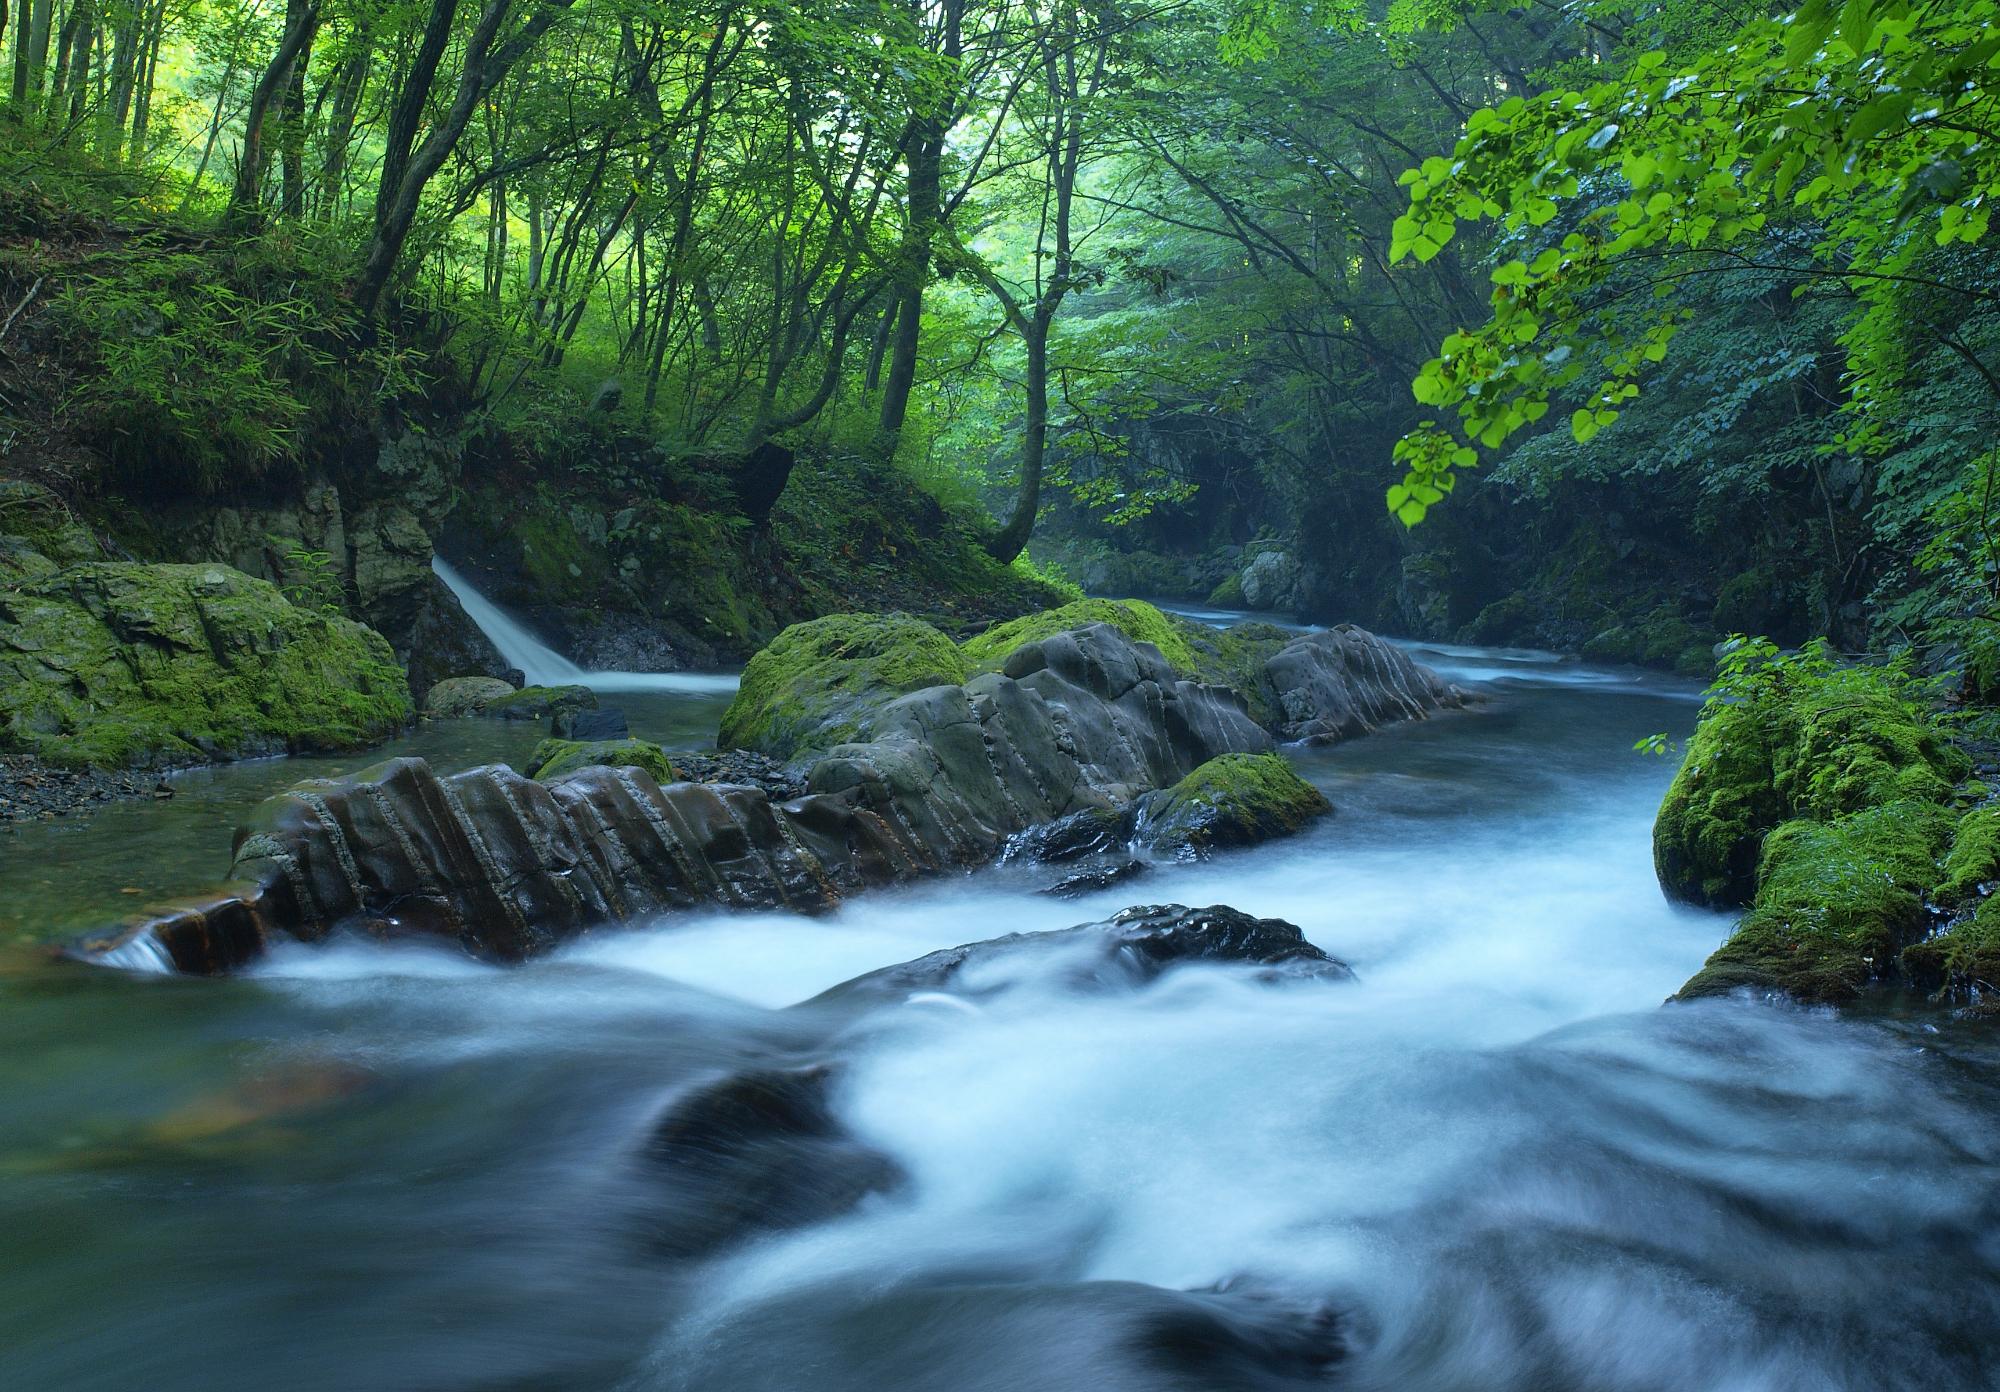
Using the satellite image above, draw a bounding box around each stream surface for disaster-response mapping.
[5,640,2000,1390]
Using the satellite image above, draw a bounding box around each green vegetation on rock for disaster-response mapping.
[0,559,410,770]
[1937,806,2000,907]
[1676,802,1951,1004]
[720,613,970,759]
[424,677,519,718]
[530,738,679,786]
[1139,752,1332,856]
[962,599,1203,676]
[1655,641,1964,908]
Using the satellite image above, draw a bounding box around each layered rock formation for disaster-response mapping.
[74,616,1462,974]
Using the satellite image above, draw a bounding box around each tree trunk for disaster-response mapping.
[223,0,318,234]
[278,12,312,217]
[987,323,1047,564]
[126,0,165,154]
[19,0,50,109]
[100,3,137,154]
[317,39,370,214]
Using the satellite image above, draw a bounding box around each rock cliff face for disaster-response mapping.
[73,619,1463,974]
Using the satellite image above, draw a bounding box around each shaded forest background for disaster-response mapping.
[0,0,1994,685]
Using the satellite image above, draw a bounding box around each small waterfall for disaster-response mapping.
[431,556,739,695]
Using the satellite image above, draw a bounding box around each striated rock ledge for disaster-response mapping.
[73,618,1464,975]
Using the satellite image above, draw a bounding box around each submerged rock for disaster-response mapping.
[484,683,598,723]
[0,559,410,770]
[809,904,1352,1009]
[637,1063,902,1260]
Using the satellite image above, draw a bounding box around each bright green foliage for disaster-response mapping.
[1935,804,2000,906]
[720,613,970,759]
[1677,800,1952,1004]
[961,599,1203,676]
[529,738,679,786]
[1655,639,1962,906]
[1140,751,1333,855]
[0,560,410,769]
[1384,0,2000,525]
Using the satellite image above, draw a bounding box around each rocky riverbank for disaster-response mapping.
[71,603,1464,974]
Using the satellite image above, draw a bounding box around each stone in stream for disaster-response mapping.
[636,1063,903,1260]
[422,675,519,718]
[70,616,1458,974]
[807,904,1353,1010]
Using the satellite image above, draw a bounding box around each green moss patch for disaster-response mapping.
[720,612,969,759]
[483,685,598,723]
[1677,801,1951,1004]
[530,737,678,785]
[0,561,410,770]
[1139,752,1332,856]
[962,599,1203,676]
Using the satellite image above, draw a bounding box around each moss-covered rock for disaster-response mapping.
[962,598,1202,676]
[1675,801,1951,1004]
[0,561,410,769]
[720,612,970,759]
[1581,607,1717,677]
[1655,673,1966,908]
[1207,572,1246,607]
[1136,752,1332,857]
[425,675,518,718]
[530,737,678,785]
[483,684,598,723]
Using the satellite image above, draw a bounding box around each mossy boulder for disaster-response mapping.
[962,599,1202,677]
[1207,572,1246,607]
[1655,679,1966,908]
[483,684,598,723]
[425,675,519,718]
[1136,752,1332,857]
[530,737,678,785]
[0,561,410,770]
[1676,801,1952,1004]
[720,612,970,759]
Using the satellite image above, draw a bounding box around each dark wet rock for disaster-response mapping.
[1004,805,1131,864]
[809,904,1352,1009]
[1040,860,1150,898]
[554,705,629,741]
[672,1277,1346,1392]
[636,1063,901,1260]
[1264,625,1464,744]
[400,568,512,702]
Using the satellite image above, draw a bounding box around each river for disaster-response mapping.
[4,640,1999,1390]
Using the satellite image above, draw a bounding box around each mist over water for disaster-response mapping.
[5,645,2000,1390]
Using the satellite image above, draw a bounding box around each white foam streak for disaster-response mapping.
[431,556,740,696]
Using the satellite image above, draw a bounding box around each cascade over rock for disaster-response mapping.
[72,618,1463,974]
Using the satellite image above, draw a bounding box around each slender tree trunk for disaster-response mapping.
[100,2,137,153]
[278,11,312,217]
[224,0,318,233]
[19,0,51,108]
[988,322,1048,564]
[125,0,163,154]
[63,0,93,128]
[316,37,369,214]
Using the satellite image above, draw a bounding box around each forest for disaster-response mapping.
[5,0,2000,1388]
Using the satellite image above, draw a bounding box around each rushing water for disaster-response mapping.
[5,644,2000,1391]
[431,557,740,695]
